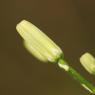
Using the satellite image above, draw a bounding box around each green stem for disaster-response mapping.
[58,58,95,94]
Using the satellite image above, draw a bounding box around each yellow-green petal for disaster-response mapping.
[24,41,48,62]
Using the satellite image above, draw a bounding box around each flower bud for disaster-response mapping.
[16,20,63,63]
[80,52,95,75]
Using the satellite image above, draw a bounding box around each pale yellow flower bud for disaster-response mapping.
[16,20,63,63]
[80,52,95,75]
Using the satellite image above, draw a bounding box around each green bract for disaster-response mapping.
[16,20,63,63]
[80,52,95,75]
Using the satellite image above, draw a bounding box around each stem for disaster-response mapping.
[58,58,95,94]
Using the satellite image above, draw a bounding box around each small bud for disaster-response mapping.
[16,20,63,63]
[80,52,95,75]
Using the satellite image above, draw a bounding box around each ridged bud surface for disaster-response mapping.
[16,20,63,62]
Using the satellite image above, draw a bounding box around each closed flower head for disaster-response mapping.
[80,52,95,75]
[16,20,63,63]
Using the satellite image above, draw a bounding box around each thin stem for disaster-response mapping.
[58,58,95,94]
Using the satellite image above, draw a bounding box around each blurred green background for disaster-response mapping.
[0,0,95,95]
